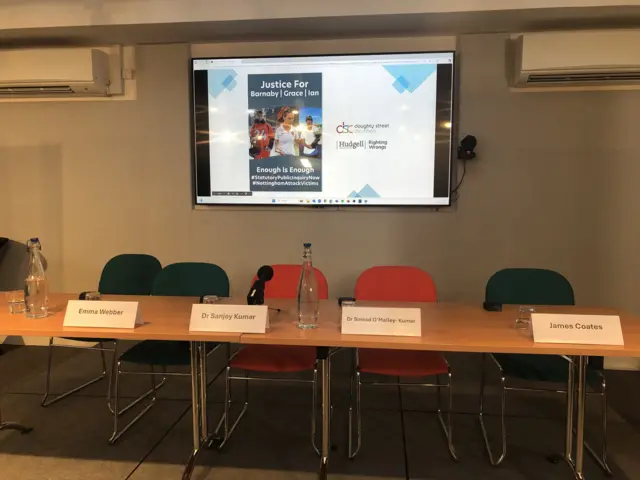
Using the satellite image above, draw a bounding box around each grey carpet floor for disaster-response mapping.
[0,345,637,479]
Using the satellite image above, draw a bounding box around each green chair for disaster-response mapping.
[109,262,229,444]
[98,254,163,296]
[42,254,162,409]
[479,268,610,474]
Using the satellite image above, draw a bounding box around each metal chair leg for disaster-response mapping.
[347,370,362,459]
[42,338,112,408]
[311,366,320,456]
[107,341,117,414]
[109,362,166,444]
[42,337,54,406]
[99,342,108,375]
[566,359,575,461]
[436,370,459,461]
[183,341,202,480]
[214,366,231,447]
[478,354,507,466]
[582,373,613,476]
[213,366,247,449]
[109,360,122,444]
[599,375,612,476]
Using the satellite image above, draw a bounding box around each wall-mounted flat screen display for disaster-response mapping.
[192,51,455,206]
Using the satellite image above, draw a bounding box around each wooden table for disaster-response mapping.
[0,293,242,343]
[0,293,242,480]
[2,295,639,480]
[238,299,640,480]
[243,299,640,356]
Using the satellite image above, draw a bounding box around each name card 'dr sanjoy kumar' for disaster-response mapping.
[190,304,268,334]
[531,313,624,346]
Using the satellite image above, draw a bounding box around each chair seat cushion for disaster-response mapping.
[493,353,602,384]
[358,349,449,377]
[120,341,219,366]
[231,345,317,373]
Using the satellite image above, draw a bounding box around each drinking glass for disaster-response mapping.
[516,306,535,330]
[6,290,26,314]
[202,295,219,304]
[84,291,102,301]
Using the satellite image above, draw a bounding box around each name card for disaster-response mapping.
[531,313,624,346]
[342,306,421,337]
[190,304,268,334]
[64,300,142,329]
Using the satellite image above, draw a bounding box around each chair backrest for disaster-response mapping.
[485,268,574,306]
[262,264,329,300]
[98,254,162,295]
[152,262,230,297]
[355,266,437,302]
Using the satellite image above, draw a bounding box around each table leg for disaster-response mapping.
[199,341,208,441]
[574,356,588,480]
[565,357,575,463]
[318,348,331,480]
[182,341,202,480]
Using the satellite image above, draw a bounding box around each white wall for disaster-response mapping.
[1,0,638,30]
[1,34,639,319]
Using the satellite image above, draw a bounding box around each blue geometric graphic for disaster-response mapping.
[208,69,238,98]
[348,184,380,198]
[383,64,436,94]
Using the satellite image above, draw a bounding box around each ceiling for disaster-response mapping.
[1,6,640,46]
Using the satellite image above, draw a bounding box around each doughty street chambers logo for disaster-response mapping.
[335,122,391,135]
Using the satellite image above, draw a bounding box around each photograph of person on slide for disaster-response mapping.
[300,114,322,158]
[273,106,298,157]
[248,109,274,160]
[269,106,322,158]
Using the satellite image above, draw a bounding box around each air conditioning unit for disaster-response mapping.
[0,48,110,97]
[510,31,640,89]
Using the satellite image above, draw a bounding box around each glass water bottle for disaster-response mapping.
[24,238,48,319]
[297,243,319,329]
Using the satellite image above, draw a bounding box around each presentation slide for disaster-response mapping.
[192,52,454,206]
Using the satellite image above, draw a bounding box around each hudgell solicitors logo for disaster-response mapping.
[336,140,365,150]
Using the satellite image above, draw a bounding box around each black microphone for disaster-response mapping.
[247,265,274,306]
[257,265,274,282]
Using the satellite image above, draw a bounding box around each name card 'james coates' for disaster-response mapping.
[531,313,623,346]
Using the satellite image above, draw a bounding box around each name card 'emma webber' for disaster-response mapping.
[64,300,142,329]
[78,308,124,316]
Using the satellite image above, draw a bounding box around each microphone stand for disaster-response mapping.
[247,276,281,313]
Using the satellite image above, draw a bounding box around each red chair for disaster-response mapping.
[349,266,457,460]
[215,264,328,454]
[263,264,328,299]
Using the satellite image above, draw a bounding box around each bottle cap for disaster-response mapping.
[303,242,312,248]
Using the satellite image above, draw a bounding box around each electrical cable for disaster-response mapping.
[451,160,467,201]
